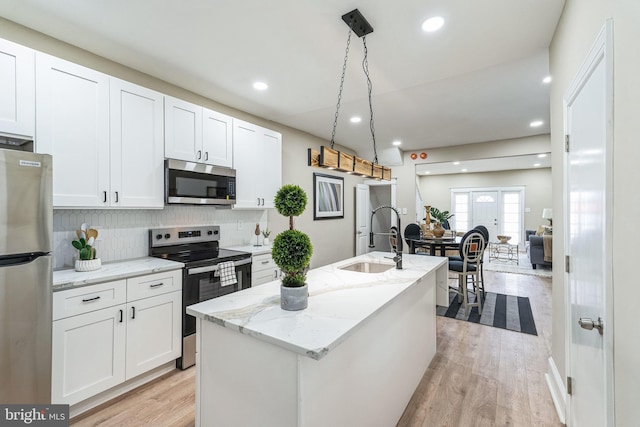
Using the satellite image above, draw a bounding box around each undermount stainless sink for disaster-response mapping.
[338,261,395,274]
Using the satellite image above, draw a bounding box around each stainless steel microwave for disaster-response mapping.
[165,159,236,205]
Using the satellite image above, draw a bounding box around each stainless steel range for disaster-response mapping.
[149,225,251,369]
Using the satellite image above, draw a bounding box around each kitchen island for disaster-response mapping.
[187,251,448,427]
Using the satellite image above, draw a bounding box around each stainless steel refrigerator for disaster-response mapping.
[0,148,53,404]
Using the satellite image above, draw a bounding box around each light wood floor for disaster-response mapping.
[72,270,561,427]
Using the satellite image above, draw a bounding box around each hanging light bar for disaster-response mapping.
[307,8,392,181]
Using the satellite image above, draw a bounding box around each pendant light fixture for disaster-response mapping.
[307,8,392,180]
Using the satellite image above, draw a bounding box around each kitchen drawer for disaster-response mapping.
[252,269,278,286]
[252,253,276,273]
[53,280,126,320]
[126,269,182,302]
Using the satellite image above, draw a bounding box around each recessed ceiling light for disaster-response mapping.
[253,81,268,91]
[421,16,445,33]
[533,163,541,167]
[453,161,460,165]
[350,116,362,123]
[461,169,468,172]
[392,140,402,146]
[542,76,552,84]
[530,120,544,127]
[424,171,430,175]
[537,153,547,158]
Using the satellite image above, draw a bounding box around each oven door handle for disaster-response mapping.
[187,257,252,275]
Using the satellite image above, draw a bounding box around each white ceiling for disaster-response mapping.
[0,0,565,165]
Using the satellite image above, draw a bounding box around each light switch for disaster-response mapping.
[402,208,408,215]
[525,207,531,213]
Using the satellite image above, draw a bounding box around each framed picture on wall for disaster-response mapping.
[313,173,344,220]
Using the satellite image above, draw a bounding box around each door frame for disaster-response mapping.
[450,186,526,245]
[562,20,615,427]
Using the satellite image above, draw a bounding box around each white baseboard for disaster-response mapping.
[70,361,177,419]
[545,356,567,425]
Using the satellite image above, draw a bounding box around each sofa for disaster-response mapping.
[525,229,552,269]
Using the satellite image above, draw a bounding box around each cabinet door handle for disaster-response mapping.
[197,150,202,160]
[149,282,164,288]
[261,198,265,206]
[119,309,123,323]
[131,306,136,319]
[103,191,107,203]
[82,296,101,303]
[115,191,119,203]
[204,152,209,161]
[261,260,269,264]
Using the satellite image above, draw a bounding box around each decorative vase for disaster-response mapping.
[263,237,270,246]
[281,283,308,311]
[424,205,431,224]
[432,223,445,238]
[75,258,101,272]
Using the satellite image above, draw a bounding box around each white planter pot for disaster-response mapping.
[75,258,101,272]
[263,237,270,246]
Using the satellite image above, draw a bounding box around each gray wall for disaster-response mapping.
[418,168,552,233]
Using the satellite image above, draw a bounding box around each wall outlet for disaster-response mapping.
[525,207,531,213]
[402,208,408,215]
[237,220,243,230]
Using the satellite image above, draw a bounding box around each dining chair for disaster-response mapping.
[473,225,489,297]
[403,223,423,253]
[448,230,485,315]
[389,226,398,252]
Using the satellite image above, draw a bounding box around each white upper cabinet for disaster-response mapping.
[233,119,282,209]
[164,96,233,167]
[35,53,110,207]
[164,96,202,162]
[36,53,165,208]
[0,38,35,139]
[110,79,164,208]
[203,107,233,167]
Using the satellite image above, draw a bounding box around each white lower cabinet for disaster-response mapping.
[52,270,182,406]
[252,253,280,286]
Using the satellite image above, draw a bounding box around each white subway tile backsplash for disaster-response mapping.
[53,207,268,269]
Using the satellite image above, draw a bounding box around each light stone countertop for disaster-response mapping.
[187,251,447,360]
[225,244,272,256]
[53,257,184,292]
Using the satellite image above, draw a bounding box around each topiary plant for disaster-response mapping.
[272,185,313,288]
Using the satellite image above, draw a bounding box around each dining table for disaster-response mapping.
[405,235,462,256]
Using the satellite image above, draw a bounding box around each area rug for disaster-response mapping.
[482,252,552,278]
[436,291,538,335]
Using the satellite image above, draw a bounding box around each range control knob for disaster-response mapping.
[155,234,162,240]
[164,233,171,239]
[207,230,213,235]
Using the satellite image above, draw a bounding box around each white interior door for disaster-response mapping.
[564,21,613,427]
[355,184,370,256]
[472,191,498,240]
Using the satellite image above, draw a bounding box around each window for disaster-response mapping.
[502,192,521,244]
[454,193,469,232]
[476,195,495,203]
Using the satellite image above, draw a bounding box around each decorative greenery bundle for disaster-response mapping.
[271,185,313,288]
[72,224,98,260]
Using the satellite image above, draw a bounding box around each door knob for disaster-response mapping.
[578,317,604,335]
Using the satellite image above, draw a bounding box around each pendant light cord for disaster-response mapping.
[330,25,353,150]
[362,36,378,164]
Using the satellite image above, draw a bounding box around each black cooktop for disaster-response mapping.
[157,248,251,265]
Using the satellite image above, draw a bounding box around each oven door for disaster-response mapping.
[183,258,251,336]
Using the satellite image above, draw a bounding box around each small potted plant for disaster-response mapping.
[428,207,454,237]
[262,229,272,246]
[271,185,313,311]
[72,224,101,271]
